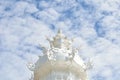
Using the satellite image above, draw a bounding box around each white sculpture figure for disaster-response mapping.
[66,49,75,62]
[47,49,56,61]
[27,62,35,71]
[28,30,91,80]
[64,37,72,50]
[39,44,48,54]
[46,36,54,48]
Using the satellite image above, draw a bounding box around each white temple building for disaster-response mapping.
[28,30,92,80]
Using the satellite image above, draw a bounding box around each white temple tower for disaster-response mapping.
[28,30,91,80]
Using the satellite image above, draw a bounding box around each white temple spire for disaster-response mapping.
[28,30,91,80]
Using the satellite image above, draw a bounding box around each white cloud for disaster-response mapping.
[0,0,120,80]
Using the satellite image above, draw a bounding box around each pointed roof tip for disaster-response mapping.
[54,29,66,39]
[58,28,62,34]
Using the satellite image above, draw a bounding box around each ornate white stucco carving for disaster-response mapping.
[28,30,91,80]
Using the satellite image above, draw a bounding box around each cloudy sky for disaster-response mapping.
[0,0,120,80]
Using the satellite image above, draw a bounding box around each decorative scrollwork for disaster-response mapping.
[47,49,56,61]
[85,59,93,71]
[27,63,35,71]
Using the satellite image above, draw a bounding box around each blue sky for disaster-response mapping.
[0,0,120,80]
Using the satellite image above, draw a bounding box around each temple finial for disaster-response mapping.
[58,28,62,34]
